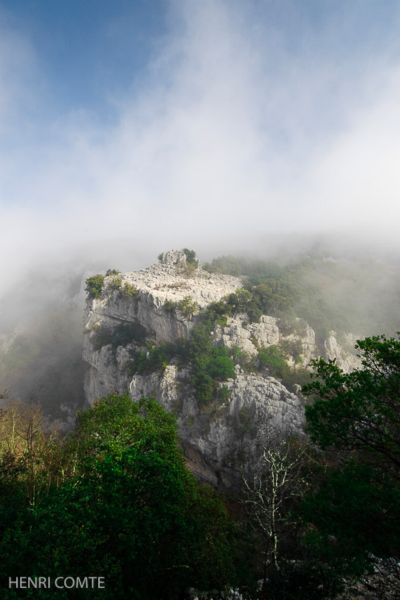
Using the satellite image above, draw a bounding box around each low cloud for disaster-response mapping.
[1,0,400,296]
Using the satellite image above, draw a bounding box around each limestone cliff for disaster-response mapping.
[83,250,358,488]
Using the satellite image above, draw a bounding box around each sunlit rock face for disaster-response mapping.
[83,250,358,488]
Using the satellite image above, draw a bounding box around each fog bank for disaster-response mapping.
[1,1,400,296]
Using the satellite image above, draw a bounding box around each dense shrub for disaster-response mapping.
[163,299,177,314]
[177,296,199,319]
[85,274,105,299]
[191,344,235,405]
[258,345,289,376]
[105,268,120,276]
[182,248,198,267]
[107,274,123,290]
[129,343,181,375]
[181,248,199,276]
[120,282,138,297]
[258,345,310,390]
[91,322,147,352]
[129,303,236,405]
[281,338,304,363]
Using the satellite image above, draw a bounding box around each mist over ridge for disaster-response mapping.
[0,1,400,416]
[1,0,400,296]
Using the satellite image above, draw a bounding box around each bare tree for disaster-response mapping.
[243,430,309,589]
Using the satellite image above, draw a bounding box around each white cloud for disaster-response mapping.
[1,0,400,295]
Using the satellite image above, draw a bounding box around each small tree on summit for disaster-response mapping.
[182,248,198,267]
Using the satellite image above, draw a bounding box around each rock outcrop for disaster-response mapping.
[83,250,359,488]
[127,363,303,488]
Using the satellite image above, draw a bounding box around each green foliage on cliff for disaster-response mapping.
[85,274,105,299]
[258,345,289,376]
[182,248,198,266]
[257,345,309,391]
[92,322,147,352]
[121,282,138,297]
[181,305,236,404]
[181,248,199,276]
[105,268,120,276]
[129,342,180,375]
[107,274,123,290]
[130,307,236,405]
[177,295,199,318]
[130,290,310,404]
[208,252,400,340]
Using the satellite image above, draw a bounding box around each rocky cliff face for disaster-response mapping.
[83,250,358,488]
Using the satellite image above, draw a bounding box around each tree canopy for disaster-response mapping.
[300,334,400,584]
[0,395,237,599]
[304,334,400,472]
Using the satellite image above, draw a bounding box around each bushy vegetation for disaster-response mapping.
[190,341,235,405]
[86,272,138,301]
[258,345,289,376]
[130,307,236,405]
[85,274,105,299]
[107,274,123,290]
[129,342,181,375]
[121,282,138,297]
[163,299,178,314]
[204,258,339,348]
[182,248,199,275]
[0,396,244,599]
[177,295,199,318]
[105,268,120,276]
[182,248,198,267]
[257,345,309,391]
[134,288,311,403]
[91,322,147,352]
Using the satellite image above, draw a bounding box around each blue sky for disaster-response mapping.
[1,0,400,288]
[2,0,400,127]
[0,0,167,117]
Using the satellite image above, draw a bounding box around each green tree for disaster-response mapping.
[304,334,400,472]
[0,395,236,599]
[300,334,400,586]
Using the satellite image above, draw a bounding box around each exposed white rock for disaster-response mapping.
[217,314,315,366]
[130,365,180,413]
[83,342,132,402]
[129,365,304,488]
[217,315,259,356]
[324,331,361,372]
[248,315,281,349]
